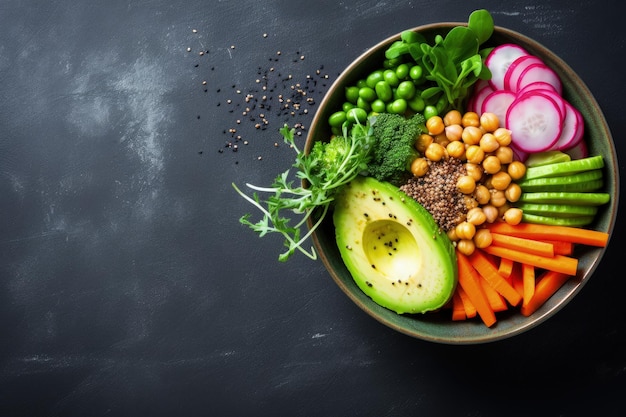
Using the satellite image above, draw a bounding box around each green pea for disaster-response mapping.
[346,107,368,124]
[408,95,426,112]
[358,86,377,102]
[366,70,384,88]
[423,105,438,120]
[395,63,410,80]
[370,99,386,114]
[388,98,407,115]
[374,81,393,102]
[396,80,416,100]
[342,102,355,113]
[328,110,347,127]
[356,79,368,89]
[383,57,403,69]
[345,86,360,104]
[383,69,399,87]
[356,97,371,113]
[409,65,423,81]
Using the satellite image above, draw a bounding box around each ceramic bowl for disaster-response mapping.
[305,23,619,344]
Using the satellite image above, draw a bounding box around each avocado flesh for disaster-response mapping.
[333,176,457,314]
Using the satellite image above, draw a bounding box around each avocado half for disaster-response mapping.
[333,176,458,314]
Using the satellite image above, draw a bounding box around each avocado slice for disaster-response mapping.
[333,176,458,314]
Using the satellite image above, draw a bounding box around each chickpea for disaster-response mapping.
[505,183,522,202]
[495,146,513,164]
[455,221,476,240]
[465,145,485,164]
[444,124,464,142]
[479,133,499,153]
[446,140,466,159]
[503,207,523,225]
[457,175,476,194]
[482,155,501,174]
[493,127,512,146]
[474,184,491,205]
[457,239,476,256]
[447,227,459,242]
[425,142,446,161]
[507,160,527,180]
[482,204,499,223]
[464,195,479,210]
[461,125,483,145]
[490,171,512,191]
[465,163,484,182]
[473,228,493,249]
[426,115,445,135]
[466,207,487,226]
[498,202,511,217]
[434,133,450,148]
[415,133,433,153]
[479,112,500,132]
[410,157,429,177]
[461,111,480,128]
[443,109,462,126]
[490,189,507,207]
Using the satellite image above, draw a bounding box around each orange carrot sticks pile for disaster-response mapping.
[450,222,609,327]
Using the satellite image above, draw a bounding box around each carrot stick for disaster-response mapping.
[498,257,514,279]
[540,240,574,255]
[452,291,467,321]
[510,262,524,298]
[485,222,609,247]
[456,285,477,319]
[480,277,508,312]
[469,249,522,307]
[490,233,554,257]
[483,245,578,276]
[457,251,496,327]
[522,263,535,306]
[520,270,571,316]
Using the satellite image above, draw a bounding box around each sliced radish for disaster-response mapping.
[554,101,584,150]
[516,63,563,95]
[517,81,559,95]
[481,90,516,128]
[503,55,544,92]
[562,139,588,159]
[510,143,529,162]
[485,44,530,91]
[517,89,566,119]
[505,93,563,153]
[469,82,495,114]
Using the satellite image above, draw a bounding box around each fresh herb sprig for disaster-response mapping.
[233,123,374,262]
[385,9,494,113]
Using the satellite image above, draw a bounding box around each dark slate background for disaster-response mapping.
[1,1,624,416]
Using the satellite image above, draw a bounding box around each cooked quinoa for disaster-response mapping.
[400,157,468,232]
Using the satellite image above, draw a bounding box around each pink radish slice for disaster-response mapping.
[517,89,566,119]
[510,143,529,162]
[516,63,563,95]
[563,139,588,159]
[517,81,559,95]
[470,82,495,114]
[481,90,516,128]
[505,93,563,153]
[485,43,530,91]
[503,55,544,92]
[554,101,584,150]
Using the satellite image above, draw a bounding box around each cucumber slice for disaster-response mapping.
[523,155,604,180]
[515,203,598,218]
[524,150,571,167]
[518,191,610,206]
[522,213,595,226]
[517,169,603,192]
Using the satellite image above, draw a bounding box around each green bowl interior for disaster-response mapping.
[306,23,619,344]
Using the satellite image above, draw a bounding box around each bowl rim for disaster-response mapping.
[306,23,620,344]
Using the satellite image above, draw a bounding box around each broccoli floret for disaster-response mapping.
[368,112,426,185]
